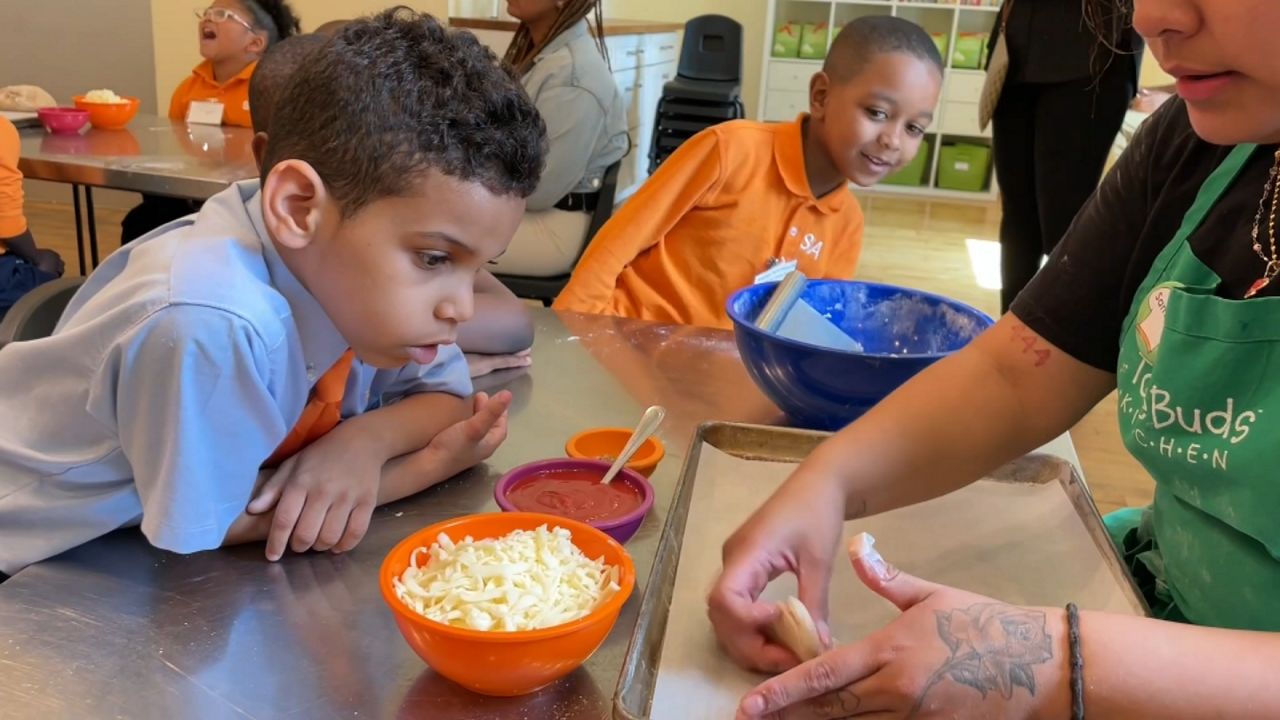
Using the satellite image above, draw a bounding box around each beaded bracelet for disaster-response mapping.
[1067,602,1084,720]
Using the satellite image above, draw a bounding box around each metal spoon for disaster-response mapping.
[600,405,666,484]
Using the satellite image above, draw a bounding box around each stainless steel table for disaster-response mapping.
[18,114,256,273]
[0,309,1084,719]
[0,309,783,720]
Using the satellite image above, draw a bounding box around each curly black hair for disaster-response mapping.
[261,8,546,214]
[242,0,302,45]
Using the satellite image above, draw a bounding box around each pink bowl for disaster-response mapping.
[36,107,89,135]
[494,459,654,544]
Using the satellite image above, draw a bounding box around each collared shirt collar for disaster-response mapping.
[192,59,258,87]
[773,113,851,216]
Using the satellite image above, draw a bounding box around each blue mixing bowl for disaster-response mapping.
[727,280,994,430]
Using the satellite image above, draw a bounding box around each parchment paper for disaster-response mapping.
[648,445,1140,718]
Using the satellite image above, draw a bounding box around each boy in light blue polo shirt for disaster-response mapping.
[0,9,546,576]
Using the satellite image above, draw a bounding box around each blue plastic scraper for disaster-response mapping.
[755,271,864,352]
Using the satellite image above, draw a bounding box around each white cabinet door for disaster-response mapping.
[939,100,990,138]
[639,32,680,67]
[944,71,986,103]
[767,60,819,93]
[606,34,643,72]
[764,90,809,122]
[636,60,677,136]
[613,66,641,130]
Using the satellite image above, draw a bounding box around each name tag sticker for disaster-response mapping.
[186,100,225,126]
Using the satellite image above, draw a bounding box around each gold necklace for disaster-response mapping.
[1245,148,1280,299]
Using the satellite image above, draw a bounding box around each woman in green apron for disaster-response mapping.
[710,0,1280,717]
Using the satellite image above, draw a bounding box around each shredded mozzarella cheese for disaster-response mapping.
[392,524,622,632]
[84,89,127,104]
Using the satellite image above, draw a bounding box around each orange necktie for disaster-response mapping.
[263,349,355,468]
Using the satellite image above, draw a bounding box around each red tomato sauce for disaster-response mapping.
[505,469,644,523]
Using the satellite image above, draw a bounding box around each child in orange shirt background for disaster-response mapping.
[554,17,943,329]
[122,1,301,244]
[171,0,302,128]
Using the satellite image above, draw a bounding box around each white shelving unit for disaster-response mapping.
[760,0,1002,203]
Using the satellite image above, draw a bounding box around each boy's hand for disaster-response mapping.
[34,248,65,277]
[418,390,511,472]
[248,423,385,561]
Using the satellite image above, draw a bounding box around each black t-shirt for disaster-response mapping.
[1012,98,1280,372]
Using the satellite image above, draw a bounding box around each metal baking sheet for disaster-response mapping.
[614,422,1147,719]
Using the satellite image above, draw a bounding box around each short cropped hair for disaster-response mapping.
[824,16,944,83]
[261,7,546,215]
[248,33,328,133]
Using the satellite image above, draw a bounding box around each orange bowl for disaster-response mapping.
[72,96,140,130]
[379,512,636,696]
[565,428,665,477]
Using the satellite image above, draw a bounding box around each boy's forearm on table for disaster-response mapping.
[220,444,472,547]
[373,445,474,506]
[458,294,534,355]
[343,391,470,462]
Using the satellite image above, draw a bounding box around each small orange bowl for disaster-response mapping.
[72,95,140,130]
[565,428,665,477]
[379,512,636,696]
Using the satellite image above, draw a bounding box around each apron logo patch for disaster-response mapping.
[1134,283,1181,365]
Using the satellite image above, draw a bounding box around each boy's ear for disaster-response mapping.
[251,131,268,170]
[262,160,329,250]
[809,71,831,120]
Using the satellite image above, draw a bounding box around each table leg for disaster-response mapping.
[85,186,100,268]
[71,185,87,277]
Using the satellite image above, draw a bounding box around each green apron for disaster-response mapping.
[1109,143,1280,631]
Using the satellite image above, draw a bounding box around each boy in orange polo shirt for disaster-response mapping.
[554,17,943,329]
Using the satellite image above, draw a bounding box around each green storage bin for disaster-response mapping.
[937,143,991,192]
[772,22,801,58]
[951,33,986,69]
[799,23,830,59]
[881,137,932,187]
[931,33,950,63]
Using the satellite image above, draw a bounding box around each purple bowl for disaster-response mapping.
[36,107,89,135]
[494,459,654,544]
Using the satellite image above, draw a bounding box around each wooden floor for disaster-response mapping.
[24,194,1155,514]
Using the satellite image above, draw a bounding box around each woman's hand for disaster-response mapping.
[736,535,1067,720]
[708,466,849,673]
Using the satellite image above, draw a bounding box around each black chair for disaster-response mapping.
[495,159,623,307]
[0,276,85,349]
[649,15,745,174]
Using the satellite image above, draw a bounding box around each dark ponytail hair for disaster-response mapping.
[242,0,302,46]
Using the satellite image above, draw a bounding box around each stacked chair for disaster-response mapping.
[648,15,745,174]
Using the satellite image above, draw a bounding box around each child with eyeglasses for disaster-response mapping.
[172,1,301,128]
[122,1,301,244]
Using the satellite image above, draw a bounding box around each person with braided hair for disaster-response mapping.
[989,0,1143,313]
[122,0,302,244]
[486,0,629,279]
